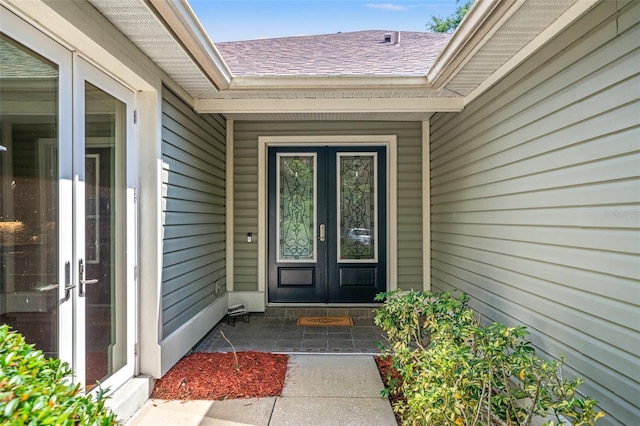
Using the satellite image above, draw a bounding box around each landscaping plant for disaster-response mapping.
[374,290,605,426]
[0,324,118,425]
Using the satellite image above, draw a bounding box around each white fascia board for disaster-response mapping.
[194,97,464,114]
[427,0,525,87]
[228,75,433,91]
[149,0,232,90]
[464,0,600,105]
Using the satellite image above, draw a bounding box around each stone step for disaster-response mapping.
[258,306,382,320]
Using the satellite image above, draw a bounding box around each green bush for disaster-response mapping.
[374,290,605,426]
[0,324,118,425]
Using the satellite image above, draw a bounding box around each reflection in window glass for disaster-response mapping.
[0,33,59,358]
[339,154,376,260]
[84,82,127,389]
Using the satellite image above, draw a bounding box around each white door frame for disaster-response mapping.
[73,56,136,391]
[257,135,398,306]
[1,8,137,392]
[0,4,74,367]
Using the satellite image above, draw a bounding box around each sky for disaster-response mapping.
[187,0,461,42]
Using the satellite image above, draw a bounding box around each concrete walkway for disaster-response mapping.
[126,354,397,425]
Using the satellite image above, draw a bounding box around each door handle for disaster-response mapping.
[60,261,74,302]
[319,224,325,242]
[78,259,98,297]
[64,284,76,301]
[38,284,58,292]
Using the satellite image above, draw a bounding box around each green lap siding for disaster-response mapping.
[430,2,639,424]
[161,87,226,338]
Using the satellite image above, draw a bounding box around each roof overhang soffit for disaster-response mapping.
[149,0,232,91]
[461,0,599,104]
[430,0,600,104]
[194,74,466,115]
[426,0,523,88]
[194,97,465,115]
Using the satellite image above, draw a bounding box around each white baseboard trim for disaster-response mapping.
[159,294,228,376]
[106,375,154,423]
[228,291,265,312]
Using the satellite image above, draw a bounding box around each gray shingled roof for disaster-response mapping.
[215,30,452,77]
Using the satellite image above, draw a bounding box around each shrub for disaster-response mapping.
[374,290,605,426]
[0,324,119,425]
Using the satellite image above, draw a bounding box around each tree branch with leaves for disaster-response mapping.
[427,0,474,33]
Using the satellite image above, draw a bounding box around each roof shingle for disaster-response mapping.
[215,30,452,77]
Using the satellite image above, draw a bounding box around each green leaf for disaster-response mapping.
[3,398,20,417]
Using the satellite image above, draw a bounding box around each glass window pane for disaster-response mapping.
[278,154,316,261]
[0,33,59,358]
[339,154,376,261]
[84,82,127,388]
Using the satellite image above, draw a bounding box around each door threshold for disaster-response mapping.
[267,303,383,308]
[262,305,383,320]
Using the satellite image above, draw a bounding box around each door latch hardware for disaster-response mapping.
[319,224,325,242]
[62,261,74,301]
[78,259,98,297]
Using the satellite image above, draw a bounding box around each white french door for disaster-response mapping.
[1,8,136,392]
[72,58,136,390]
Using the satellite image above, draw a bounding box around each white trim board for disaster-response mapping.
[225,120,235,292]
[422,120,431,291]
[159,294,228,376]
[257,135,398,306]
[195,97,463,115]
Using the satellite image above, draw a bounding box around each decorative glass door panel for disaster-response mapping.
[277,154,316,262]
[338,153,377,262]
[269,146,386,304]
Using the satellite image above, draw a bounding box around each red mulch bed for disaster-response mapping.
[152,351,404,424]
[375,355,405,426]
[151,351,289,400]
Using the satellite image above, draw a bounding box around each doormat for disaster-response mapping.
[297,316,353,326]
